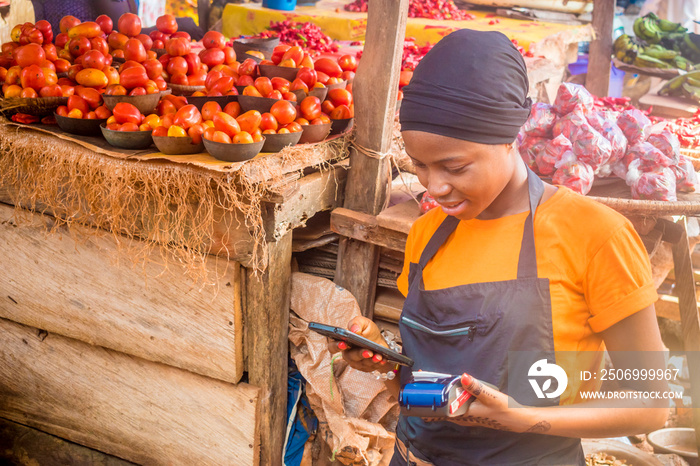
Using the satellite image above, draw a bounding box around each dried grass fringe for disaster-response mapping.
[0,124,349,288]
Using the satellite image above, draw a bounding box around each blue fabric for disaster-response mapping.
[284,359,318,466]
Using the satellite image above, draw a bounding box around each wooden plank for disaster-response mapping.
[374,287,404,323]
[0,417,135,465]
[669,219,700,451]
[0,203,244,384]
[640,80,698,119]
[584,0,615,97]
[335,0,409,317]
[331,207,408,252]
[0,317,260,466]
[376,199,421,236]
[245,231,292,466]
[263,164,347,242]
[655,295,683,321]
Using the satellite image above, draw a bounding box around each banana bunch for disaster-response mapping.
[614,34,643,65]
[658,70,700,104]
[633,13,687,44]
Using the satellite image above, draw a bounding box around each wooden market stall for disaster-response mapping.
[0,119,349,465]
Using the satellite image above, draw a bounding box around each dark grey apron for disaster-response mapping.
[391,170,585,466]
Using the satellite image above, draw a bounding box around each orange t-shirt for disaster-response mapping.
[397,187,658,403]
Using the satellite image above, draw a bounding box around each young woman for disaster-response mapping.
[332,29,668,465]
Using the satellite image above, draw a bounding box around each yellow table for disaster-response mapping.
[222,0,591,58]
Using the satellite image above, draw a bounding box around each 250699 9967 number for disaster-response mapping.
[599,368,680,381]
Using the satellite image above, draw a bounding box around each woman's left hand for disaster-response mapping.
[423,374,543,434]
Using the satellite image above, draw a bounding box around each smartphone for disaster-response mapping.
[308,322,414,367]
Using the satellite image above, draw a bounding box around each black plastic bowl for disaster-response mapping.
[330,118,354,136]
[258,64,298,82]
[261,131,302,153]
[54,113,107,136]
[186,95,238,111]
[232,37,280,60]
[299,123,331,144]
[238,95,279,114]
[100,124,153,149]
[152,135,205,155]
[203,137,265,162]
[102,93,161,115]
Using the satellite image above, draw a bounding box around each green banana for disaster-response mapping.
[684,34,700,55]
[633,18,645,40]
[686,77,700,87]
[644,45,678,59]
[657,18,686,33]
[635,54,672,68]
[681,82,700,103]
[673,55,693,71]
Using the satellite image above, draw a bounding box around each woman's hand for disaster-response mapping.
[327,316,391,373]
[423,374,538,433]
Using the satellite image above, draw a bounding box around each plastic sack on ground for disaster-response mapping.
[519,134,549,172]
[521,102,557,137]
[552,160,595,195]
[617,109,651,145]
[647,130,681,166]
[553,83,594,116]
[289,273,398,466]
[626,159,677,201]
[538,134,573,176]
[673,155,699,193]
[571,123,613,173]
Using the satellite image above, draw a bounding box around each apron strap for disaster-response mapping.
[517,167,545,279]
[417,168,545,277]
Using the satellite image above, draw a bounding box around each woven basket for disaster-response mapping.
[0,96,68,116]
[168,83,206,96]
[681,148,700,170]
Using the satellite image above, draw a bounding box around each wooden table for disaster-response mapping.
[0,122,349,465]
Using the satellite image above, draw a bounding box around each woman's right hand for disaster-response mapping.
[327,316,391,373]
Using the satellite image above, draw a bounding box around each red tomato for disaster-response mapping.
[254,77,273,97]
[236,110,262,134]
[173,104,202,129]
[162,94,188,109]
[281,46,304,67]
[213,112,240,137]
[103,65,120,86]
[237,58,257,77]
[223,47,236,65]
[143,59,163,80]
[75,68,108,88]
[77,87,102,109]
[95,15,113,34]
[300,96,322,121]
[282,91,297,102]
[90,37,109,56]
[236,74,254,88]
[242,85,262,97]
[314,58,343,79]
[316,71,330,85]
[150,30,166,43]
[201,101,222,121]
[129,87,147,96]
[271,44,291,65]
[290,78,308,93]
[152,126,168,137]
[165,37,190,57]
[67,95,90,115]
[20,65,45,91]
[183,52,201,75]
[166,56,188,76]
[42,43,57,62]
[169,73,188,85]
[153,39,164,50]
[270,100,297,125]
[202,126,216,141]
[267,90,283,100]
[156,14,178,35]
[212,131,231,144]
[67,22,102,39]
[171,31,191,41]
[137,34,153,51]
[338,54,358,72]
[202,31,226,50]
[399,70,413,88]
[55,32,70,49]
[56,105,69,117]
[260,112,278,131]
[223,102,241,118]
[295,68,317,89]
[187,123,205,144]
[118,13,141,37]
[112,102,143,125]
[199,48,225,68]
[124,38,147,63]
[69,37,91,58]
[154,76,168,91]
[118,122,141,131]
[108,31,129,50]
[39,84,63,97]
[95,105,112,119]
[187,70,207,87]
[285,121,303,133]
[105,84,127,96]
[82,50,106,70]
[271,77,291,93]
[59,16,81,34]
[35,20,53,44]
[330,104,351,120]
[328,88,353,107]
[157,99,177,115]
[15,43,45,68]
[322,100,335,115]
[120,66,148,89]
[233,131,254,144]
[210,76,234,95]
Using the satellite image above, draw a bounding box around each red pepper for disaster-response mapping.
[11,113,39,124]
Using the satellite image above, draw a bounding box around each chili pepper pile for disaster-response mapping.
[345,0,475,20]
[257,21,339,54]
[593,96,644,113]
[653,111,700,149]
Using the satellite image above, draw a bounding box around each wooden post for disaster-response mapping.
[245,232,293,466]
[197,0,209,32]
[585,0,615,97]
[670,218,700,451]
[335,0,409,317]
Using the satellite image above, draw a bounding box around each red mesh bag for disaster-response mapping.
[538,134,573,176]
[617,109,651,145]
[672,155,698,193]
[552,161,595,195]
[553,83,594,116]
[519,135,549,172]
[626,159,677,201]
[552,108,587,141]
[571,123,612,172]
[521,102,557,138]
[647,130,681,166]
[587,110,628,173]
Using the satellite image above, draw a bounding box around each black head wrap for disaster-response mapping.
[400,29,531,144]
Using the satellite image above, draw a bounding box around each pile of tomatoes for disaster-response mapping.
[56,92,112,121]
